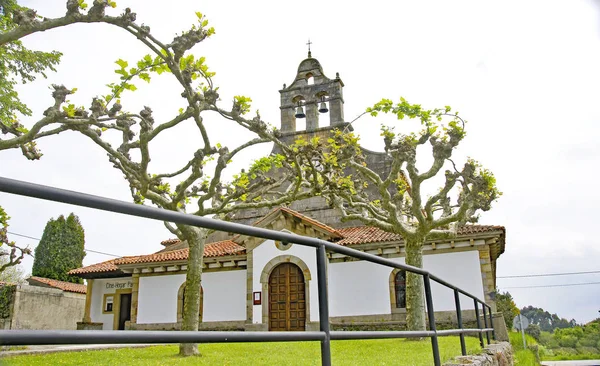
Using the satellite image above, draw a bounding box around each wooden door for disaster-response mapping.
[118,293,132,330]
[269,263,306,331]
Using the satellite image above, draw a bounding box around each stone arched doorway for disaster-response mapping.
[267,262,307,331]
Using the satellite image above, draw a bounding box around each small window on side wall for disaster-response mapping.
[103,294,114,314]
[390,269,407,313]
[395,270,406,309]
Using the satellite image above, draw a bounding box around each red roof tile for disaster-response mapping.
[115,240,244,265]
[238,206,342,239]
[27,276,87,294]
[161,238,180,246]
[336,225,505,246]
[279,207,342,238]
[68,258,120,275]
[71,241,245,274]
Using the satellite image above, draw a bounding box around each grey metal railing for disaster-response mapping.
[0,177,495,366]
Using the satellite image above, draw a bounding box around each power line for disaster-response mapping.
[498,270,600,278]
[7,231,122,258]
[502,281,600,289]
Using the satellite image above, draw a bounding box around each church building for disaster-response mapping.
[70,54,506,332]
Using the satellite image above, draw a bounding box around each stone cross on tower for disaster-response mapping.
[278,55,346,134]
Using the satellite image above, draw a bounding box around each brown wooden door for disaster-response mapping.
[118,293,132,330]
[269,263,306,331]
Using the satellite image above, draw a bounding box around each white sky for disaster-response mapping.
[1,0,599,323]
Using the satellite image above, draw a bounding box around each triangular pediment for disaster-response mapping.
[233,207,342,251]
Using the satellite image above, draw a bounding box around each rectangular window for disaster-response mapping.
[103,294,114,314]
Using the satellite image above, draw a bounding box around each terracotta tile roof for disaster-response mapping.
[115,240,244,265]
[336,225,505,246]
[68,258,120,275]
[27,276,87,294]
[70,241,245,274]
[279,207,342,238]
[161,238,180,246]
[241,206,342,239]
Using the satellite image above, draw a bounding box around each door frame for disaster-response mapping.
[259,255,311,329]
[112,288,133,330]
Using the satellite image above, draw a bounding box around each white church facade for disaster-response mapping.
[71,207,505,332]
[70,54,506,332]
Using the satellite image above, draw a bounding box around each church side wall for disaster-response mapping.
[328,250,484,317]
[252,239,320,323]
[203,270,246,322]
[90,277,133,330]
[137,274,183,324]
[136,271,246,325]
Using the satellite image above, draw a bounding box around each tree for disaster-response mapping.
[32,213,86,284]
[521,305,578,332]
[526,323,541,341]
[1,1,311,356]
[292,99,500,330]
[0,0,61,159]
[496,291,519,330]
[0,205,31,277]
[0,257,26,284]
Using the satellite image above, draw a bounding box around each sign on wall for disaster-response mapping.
[105,280,133,290]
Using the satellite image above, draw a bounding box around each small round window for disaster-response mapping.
[275,241,292,251]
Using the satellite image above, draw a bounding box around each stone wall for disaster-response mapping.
[444,342,513,366]
[3,285,85,330]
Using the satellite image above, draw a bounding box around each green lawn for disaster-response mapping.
[509,332,540,365]
[2,337,482,365]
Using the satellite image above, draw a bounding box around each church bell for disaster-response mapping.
[318,101,329,113]
[295,104,306,118]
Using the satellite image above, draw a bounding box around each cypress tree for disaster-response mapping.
[32,213,86,284]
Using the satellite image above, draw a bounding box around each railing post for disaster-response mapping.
[453,289,467,356]
[424,274,441,366]
[482,304,491,345]
[473,299,484,348]
[488,305,496,340]
[316,244,331,366]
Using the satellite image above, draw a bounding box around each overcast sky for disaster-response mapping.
[1,0,599,324]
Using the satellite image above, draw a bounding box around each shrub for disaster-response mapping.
[553,347,577,356]
[557,335,578,348]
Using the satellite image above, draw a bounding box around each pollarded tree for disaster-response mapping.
[293,98,500,331]
[1,1,311,356]
[0,205,31,277]
[0,0,62,159]
[32,213,86,284]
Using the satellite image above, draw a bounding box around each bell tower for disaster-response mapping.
[279,51,346,134]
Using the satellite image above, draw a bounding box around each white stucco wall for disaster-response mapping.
[136,270,246,324]
[328,250,484,317]
[203,270,246,322]
[90,277,133,330]
[252,239,320,323]
[137,274,184,324]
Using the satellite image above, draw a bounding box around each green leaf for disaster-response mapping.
[139,72,151,83]
[115,59,128,69]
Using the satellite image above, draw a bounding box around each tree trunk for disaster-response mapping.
[405,238,427,331]
[178,225,208,357]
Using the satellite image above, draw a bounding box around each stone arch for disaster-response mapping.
[259,255,312,327]
[306,73,314,85]
[177,282,203,323]
[389,268,407,314]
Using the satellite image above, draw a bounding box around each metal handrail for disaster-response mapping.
[0,176,496,366]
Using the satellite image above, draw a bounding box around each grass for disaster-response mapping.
[2,337,482,365]
[543,353,600,361]
[509,332,540,366]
